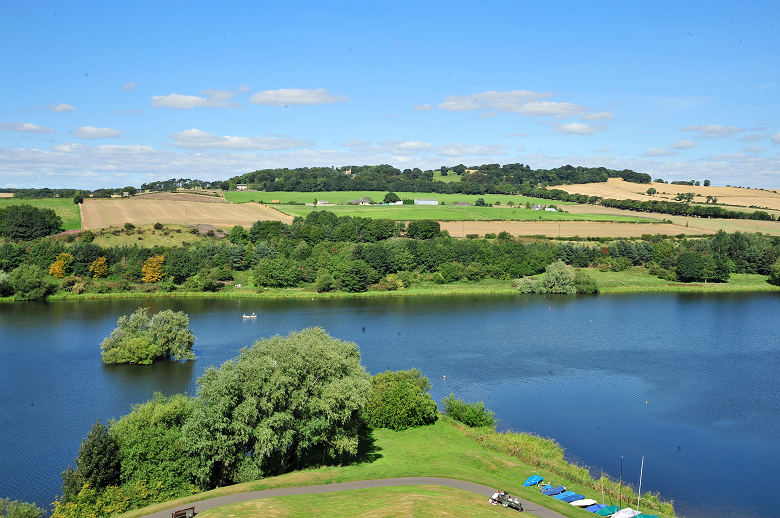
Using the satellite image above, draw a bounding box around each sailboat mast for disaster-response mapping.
[637,456,645,512]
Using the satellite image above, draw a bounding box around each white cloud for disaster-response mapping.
[711,153,769,163]
[166,128,312,151]
[47,103,76,113]
[436,143,509,158]
[772,133,780,144]
[74,126,123,139]
[580,111,615,121]
[744,146,766,153]
[644,148,677,157]
[670,140,697,149]
[513,101,588,118]
[681,124,743,139]
[0,122,56,134]
[339,138,508,158]
[741,133,770,142]
[412,104,433,111]
[121,82,138,91]
[116,109,141,115]
[551,123,607,136]
[594,147,613,152]
[151,87,247,109]
[376,140,435,155]
[503,133,530,138]
[478,111,498,118]
[437,90,552,112]
[249,88,349,106]
[515,146,525,151]
[52,143,85,153]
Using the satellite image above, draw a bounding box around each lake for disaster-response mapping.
[1,293,779,517]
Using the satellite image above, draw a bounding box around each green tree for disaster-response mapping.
[365,369,438,431]
[573,269,599,293]
[475,197,486,206]
[704,179,711,186]
[441,394,496,428]
[0,204,62,240]
[405,220,441,240]
[314,268,334,292]
[537,260,576,294]
[100,308,196,365]
[60,420,120,503]
[254,257,304,287]
[0,498,46,518]
[72,191,83,204]
[646,187,657,196]
[383,192,400,204]
[8,265,52,301]
[340,260,370,292]
[183,328,371,488]
[676,252,703,282]
[228,225,246,244]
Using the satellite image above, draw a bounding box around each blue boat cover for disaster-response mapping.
[553,491,576,500]
[636,515,659,518]
[538,483,552,491]
[541,485,566,496]
[523,474,544,486]
[586,504,606,513]
[560,494,585,503]
[596,505,620,516]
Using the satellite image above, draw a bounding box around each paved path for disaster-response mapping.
[144,477,569,518]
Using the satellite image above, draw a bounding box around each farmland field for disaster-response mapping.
[0,197,81,230]
[274,203,651,222]
[81,194,292,229]
[224,190,572,207]
[559,178,780,211]
[439,220,706,238]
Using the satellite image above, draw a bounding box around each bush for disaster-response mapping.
[100,308,196,365]
[9,264,52,301]
[366,369,438,431]
[153,222,164,230]
[340,260,370,292]
[442,393,496,428]
[0,498,46,518]
[573,269,599,294]
[314,268,334,292]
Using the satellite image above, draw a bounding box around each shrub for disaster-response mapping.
[141,254,165,283]
[573,269,599,294]
[442,393,496,428]
[49,253,74,279]
[366,369,438,431]
[100,308,196,365]
[0,271,11,297]
[314,268,334,292]
[9,264,52,301]
[89,257,109,279]
[0,498,46,518]
[340,260,370,292]
[124,223,135,232]
[153,222,164,230]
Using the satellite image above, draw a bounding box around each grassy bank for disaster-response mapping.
[0,197,81,230]
[116,417,675,518]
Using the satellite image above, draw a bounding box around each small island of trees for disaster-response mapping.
[100,308,196,365]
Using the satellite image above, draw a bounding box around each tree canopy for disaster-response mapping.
[100,308,196,364]
[183,328,370,488]
[365,368,438,430]
[0,204,62,240]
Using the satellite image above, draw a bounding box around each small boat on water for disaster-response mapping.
[242,313,257,318]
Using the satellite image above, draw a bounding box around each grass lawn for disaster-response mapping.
[224,190,574,207]
[0,197,81,230]
[196,485,531,518]
[433,171,462,183]
[268,204,650,223]
[116,417,672,518]
[585,267,779,293]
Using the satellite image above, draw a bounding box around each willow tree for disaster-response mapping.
[183,328,370,488]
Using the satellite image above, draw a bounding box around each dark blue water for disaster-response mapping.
[1,293,779,517]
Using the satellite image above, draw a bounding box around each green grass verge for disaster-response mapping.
[0,197,81,230]
[433,171,462,183]
[197,485,534,518]
[116,417,674,518]
[587,268,779,293]
[224,190,574,207]
[267,205,650,223]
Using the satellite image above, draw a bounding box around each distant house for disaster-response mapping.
[316,200,332,206]
[389,200,403,205]
[236,184,248,191]
[545,208,557,212]
[452,202,471,206]
[349,198,371,205]
[531,204,544,210]
[414,199,438,205]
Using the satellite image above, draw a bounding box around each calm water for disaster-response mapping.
[1,293,779,517]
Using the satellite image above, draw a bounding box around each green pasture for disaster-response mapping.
[272,204,650,222]
[432,171,462,183]
[224,190,573,207]
[117,417,674,518]
[0,197,81,230]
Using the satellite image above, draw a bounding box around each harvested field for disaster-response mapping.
[439,220,708,238]
[559,178,780,210]
[134,192,226,203]
[0,193,13,198]
[81,198,292,229]
[564,204,780,235]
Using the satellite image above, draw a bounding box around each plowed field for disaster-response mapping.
[82,195,292,229]
[439,220,708,238]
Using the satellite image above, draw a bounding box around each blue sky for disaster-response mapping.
[1,0,778,189]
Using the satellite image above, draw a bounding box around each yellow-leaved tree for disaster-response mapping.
[49,253,74,279]
[89,257,108,278]
[142,254,165,283]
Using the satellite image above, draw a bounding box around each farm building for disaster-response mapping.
[236,184,248,191]
[545,208,557,212]
[316,200,333,206]
[531,204,544,210]
[349,198,372,205]
[414,199,438,205]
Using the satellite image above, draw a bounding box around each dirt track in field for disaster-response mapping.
[439,220,709,238]
[559,178,780,211]
[82,198,293,229]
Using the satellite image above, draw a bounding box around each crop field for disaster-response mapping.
[0,197,81,230]
[224,190,572,207]
[81,194,292,229]
[439,220,707,238]
[559,178,780,211]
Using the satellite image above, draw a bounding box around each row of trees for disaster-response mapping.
[600,197,774,221]
[0,204,63,240]
[54,328,448,517]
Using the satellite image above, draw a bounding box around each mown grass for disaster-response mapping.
[0,197,81,230]
[115,417,675,518]
[224,190,574,207]
[269,205,650,223]
[586,268,780,293]
[196,485,524,518]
